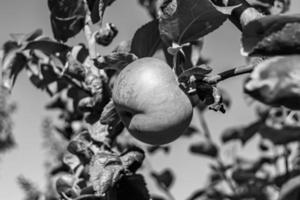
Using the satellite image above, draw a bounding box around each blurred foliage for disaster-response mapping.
[2,0,300,200]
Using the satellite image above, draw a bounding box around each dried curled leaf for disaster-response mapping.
[242,14,300,55]
[100,99,119,125]
[88,152,124,196]
[245,56,300,110]
[94,52,137,72]
[120,146,145,173]
[95,23,118,46]
[158,0,227,44]
[68,131,94,164]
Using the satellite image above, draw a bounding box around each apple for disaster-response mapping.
[112,57,193,145]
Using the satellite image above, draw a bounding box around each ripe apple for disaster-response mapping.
[112,57,193,145]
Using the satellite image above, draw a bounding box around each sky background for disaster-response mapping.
[1,0,300,200]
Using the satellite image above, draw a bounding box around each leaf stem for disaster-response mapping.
[197,109,237,193]
[283,145,290,178]
[144,158,176,200]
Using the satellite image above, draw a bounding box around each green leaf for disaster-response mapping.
[131,19,161,58]
[158,0,227,44]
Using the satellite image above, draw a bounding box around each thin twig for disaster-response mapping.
[143,158,176,200]
[283,145,290,178]
[197,109,237,193]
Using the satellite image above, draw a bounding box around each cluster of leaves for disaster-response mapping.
[2,0,300,200]
[0,86,16,153]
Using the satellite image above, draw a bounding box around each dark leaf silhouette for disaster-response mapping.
[259,124,300,145]
[48,0,86,42]
[242,14,300,55]
[147,145,170,154]
[245,55,300,110]
[116,174,150,200]
[151,169,174,189]
[189,141,218,158]
[221,120,262,145]
[131,19,161,58]
[181,126,198,137]
[86,0,116,24]
[25,39,71,56]
[158,0,227,44]
[187,189,205,200]
[278,175,300,200]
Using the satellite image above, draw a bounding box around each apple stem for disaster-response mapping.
[204,57,265,84]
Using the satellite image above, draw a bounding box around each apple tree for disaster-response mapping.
[2,0,300,200]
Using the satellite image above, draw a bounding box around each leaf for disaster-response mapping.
[48,0,86,42]
[244,55,300,110]
[63,152,81,171]
[86,0,116,24]
[10,29,43,44]
[25,39,71,56]
[187,189,205,200]
[181,126,198,137]
[242,14,300,55]
[89,152,124,196]
[1,52,27,91]
[94,52,137,72]
[67,131,94,164]
[147,145,170,154]
[248,0,290,15]
[116,174,150,200]
[158,0,227,44]
[221,120,263,145]
[120,146,145,173]
[151,169,174,189]
[131,19,161,58]
[248,23,300,56]
[189,141,218,158]
[100,99,119,125]
[95,22,118,46]
[178,64,212,83]
[278,175,300,200]
[259,124,300,145]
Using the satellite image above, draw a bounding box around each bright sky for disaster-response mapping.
[0,1,300,200]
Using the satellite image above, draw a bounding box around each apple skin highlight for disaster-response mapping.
[112,57,193,145]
